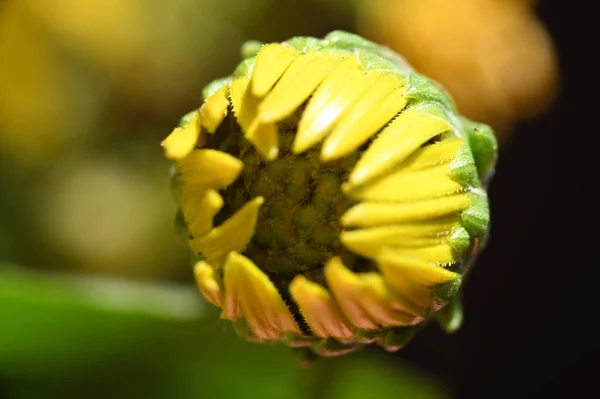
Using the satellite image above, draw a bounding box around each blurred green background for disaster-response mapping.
[1,0,593,398]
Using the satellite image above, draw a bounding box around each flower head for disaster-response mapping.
[162,31,497,357]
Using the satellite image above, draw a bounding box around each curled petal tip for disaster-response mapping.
[162,115,201,160]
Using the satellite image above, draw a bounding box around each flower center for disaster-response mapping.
[210,114,364,276]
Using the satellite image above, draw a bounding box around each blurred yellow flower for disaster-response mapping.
[357,0,559,141]
[0,0,274,164]
[0,1,100,163]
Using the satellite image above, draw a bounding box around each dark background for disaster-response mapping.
[393,1,598,397]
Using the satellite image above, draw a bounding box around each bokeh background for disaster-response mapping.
[0,0,595,398]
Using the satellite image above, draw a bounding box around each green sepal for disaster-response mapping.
[310,338,360,357]
[448,226,471,259]
[325,30,379,51]
[448,143,480,187]
[241,40,264,58]
[461,190,490,239]
[434,294,463,334]
[356,51,404,76]
[354,328,385,344]
[461,117,498,183]
[403,73,456,112]
[411,101,454,127]
[285,36,323,52]
[202,76,232,101]
[324,30,413,75]
[177,109,199,127]
[379,326,421,352]
[233,56,256,78]
[432,275,462,302]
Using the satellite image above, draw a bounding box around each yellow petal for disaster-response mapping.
[386,244,457,265]
[289,275,355,340]
[162,112,202,160]
[321,78,407,161]
[293,59,376,154]
[324,258,420,329]
[222,263,243,320]
[378,250,459,309]
[181,189,223,239]
[223,252,301,339]
[341,194,470,228]
[178,149,243,191]
[324,257,379,330]
[231,77,279,160]
[341,223,459,259]
[344,219,459,237]
[402,138,463,171]
[190,197,264,267]
[193,261,222,307]
[200,84,230,133]
[251,43,298,97]
[259,52,345,123]
[345,164,464,202]
[355,273,422,327]
[349,107,452,189]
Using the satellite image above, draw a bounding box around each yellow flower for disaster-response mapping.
[162,31,497,357]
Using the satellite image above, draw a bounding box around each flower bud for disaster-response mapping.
[162,31,497,357]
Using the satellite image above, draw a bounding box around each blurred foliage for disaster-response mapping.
[0,264,449,399]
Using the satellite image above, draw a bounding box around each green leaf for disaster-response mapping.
[0,264,451,399]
